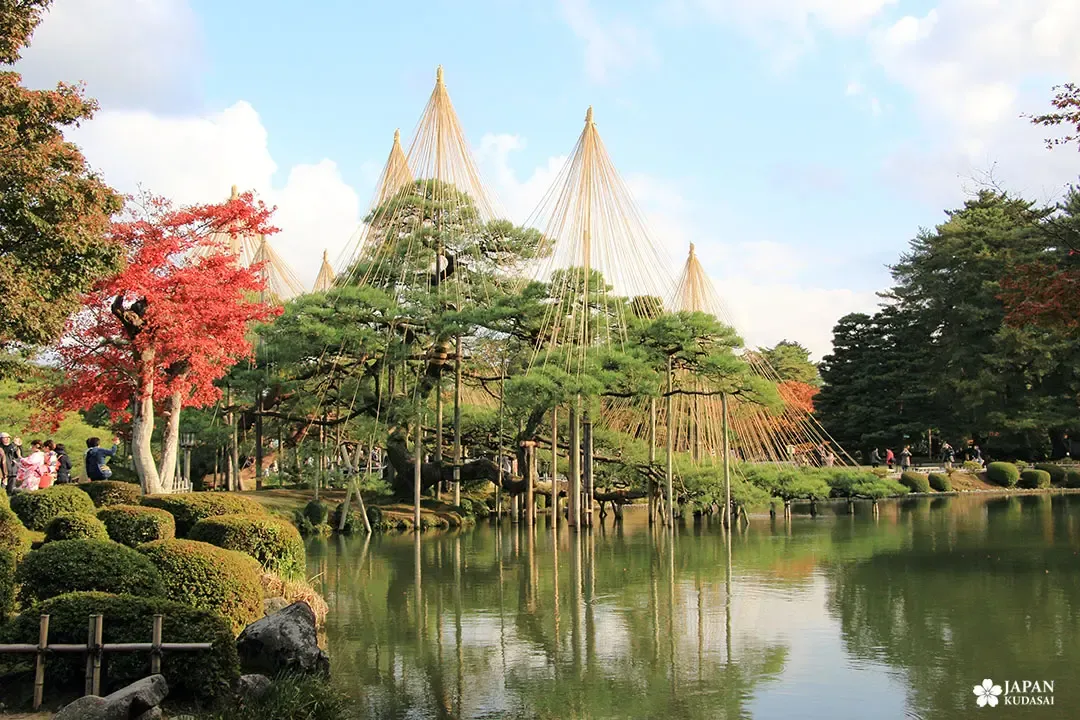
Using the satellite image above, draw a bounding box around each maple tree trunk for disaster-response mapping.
[132,349,165,495]
[158,390,183,491]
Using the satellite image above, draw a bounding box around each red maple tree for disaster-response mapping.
[777,380,818,414]
[43,192,281,493]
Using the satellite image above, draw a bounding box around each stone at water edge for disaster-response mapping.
[237,673,273,701]
[236,600,330,676]
[53,674,168,720]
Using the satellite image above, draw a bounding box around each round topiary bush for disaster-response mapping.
[10,485,96,530]
[1066,469,1080,489]
[457,497,474,516]
[140,492,266,537]
[137,539,263,632]
[1033,463,1067,486]
[97,504,176,547]
[470,497,491,519]
[43,511,109,543]
[77,480,141,508]
[986,461,1021,488]
[188,513,305,579]
[0,548,15,619]
[899,471,931,493]
[1,591,238,702]
[1019,469,1052,489]
[330,501,368,534]
[0,506,31,560]
[928,472,952,492]
[302,499,329,526]
[15,539,165,605]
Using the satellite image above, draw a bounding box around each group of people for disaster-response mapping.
[1,432,119,494]
[868,442,984,472]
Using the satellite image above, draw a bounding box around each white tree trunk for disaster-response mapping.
[158,390,183,491]
[132,350,165,495]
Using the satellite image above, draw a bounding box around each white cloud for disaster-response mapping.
[558,0,656,83]
[846,80,863,96]
[476,133,567,224]
[71,103,362,288]
[870,0,1080,204]
[16,0,202,112]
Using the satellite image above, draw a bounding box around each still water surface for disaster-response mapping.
[307,495,1080,720]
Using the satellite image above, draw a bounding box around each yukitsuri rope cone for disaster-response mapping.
[197,185,307,303]
[312,249,336,292]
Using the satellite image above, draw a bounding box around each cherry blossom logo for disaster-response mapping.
[973,679,1003,708]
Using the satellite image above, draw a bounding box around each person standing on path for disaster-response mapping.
[885,448,895,470]
[54,444,72,484]
[870,448,882,468]
[900,445,913,473]
[1,432,20,493]
[85,436,119,480]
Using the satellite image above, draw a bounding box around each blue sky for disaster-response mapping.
[16,0,1080,357]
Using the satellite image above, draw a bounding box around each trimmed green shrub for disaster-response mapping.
[0,506,31,560]
[0,490,8,508]
[0,591,238,701]
[189,513,305,579]
[138,539,263,632]
[1066,469,1080,489]
[140,492,266,536]
[98,504,175,547]
[78,480,141,507]
[43,511,109,543]
[962,460,983,472]
[470,497,491,519]
[10,485,95,530]
[1019,469,1052,489]
[986,461,1021,488]
[303,499,329,526]
[16,539,164,605]
[928,472,952,492]
[899,472,931,493]
[825,469,909,499]
[1033,463,1067,486]
[457,497,474,516]
[0,548,15,620]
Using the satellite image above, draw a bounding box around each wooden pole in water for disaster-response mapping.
[453,335,463,506]
[525,441,535,526]
[569,402,581,530]
[551,407,559,532]
[583,411,593,527]
[648,397,656,526]
[414,395,423,531]
[722,392,731,529]
[435,371,443,500]
[665,355,674,527]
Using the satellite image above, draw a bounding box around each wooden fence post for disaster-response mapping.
[151,615,163,674]
[33,614,49,710]
[90,614,103,696]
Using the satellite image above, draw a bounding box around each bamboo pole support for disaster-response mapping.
[722,392,731,529]
[150,614,163,675]
[648,397,656,526]
[569,402,580,531]
[414,398,423,531]
[33,614,49,710]
[435,370,443,500]
[583,412,594,527]
[551,406,559,533]
[665,355,674,527]
[453,335,463,506]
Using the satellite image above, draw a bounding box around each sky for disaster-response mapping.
[14,0,1080,359]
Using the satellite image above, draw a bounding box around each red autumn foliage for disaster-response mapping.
[777,380,818,414]
[38,192,282,427]
[1001,261,1080,330]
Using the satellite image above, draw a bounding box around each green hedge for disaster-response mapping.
[0,549,14,620]
[0,490,7,508]
[201,672,353,720]
[10,485,96,530]
[0,591,238,702]
[824,469,909,499]
[303,499,329,526]
[0,506,30,561]
[77,480,141,508]
[899,472,931,493]
[97,504,176,547]
[330,501,367,534]
[15,539,165,605]
[1033,463,1067,486]
[1066,470,1080,489]
[140,492,266,537]
[138,539,263,633]
[43,512,109,543]
[986,462,1021,488]
[1019,469,1052,489]
[188,513,305,579]
[928,472,952,492]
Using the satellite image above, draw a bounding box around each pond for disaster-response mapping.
[306,494,1080,719]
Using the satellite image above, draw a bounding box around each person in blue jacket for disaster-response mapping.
[85,436,119,480]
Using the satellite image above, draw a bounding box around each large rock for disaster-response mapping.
[236,601,329,676]
[54,674,168,720]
